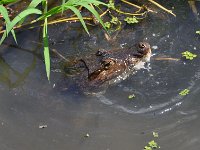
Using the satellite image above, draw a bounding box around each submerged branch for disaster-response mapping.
[153,57,180,61]
[51,48,70,62]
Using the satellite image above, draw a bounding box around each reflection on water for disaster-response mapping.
[0,1,200,150]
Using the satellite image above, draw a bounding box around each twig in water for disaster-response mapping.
[148,0,176,17]
[153,57,180,61]
[51,48,70,62]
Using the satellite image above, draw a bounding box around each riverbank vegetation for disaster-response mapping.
[0,0,175,80]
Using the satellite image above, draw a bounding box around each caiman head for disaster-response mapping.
[88,42,151,85]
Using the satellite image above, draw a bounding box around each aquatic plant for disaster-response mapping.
[196,30,200,35]
[179,89,190,96]
[152,132,159,138]
[124,16,139,24]
[144,140,160,150]
[104,22,111,29]
[128,94,135,99]
[143,132,160,150]
[182,51,197,60]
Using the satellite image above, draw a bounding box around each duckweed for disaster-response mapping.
[153,132,159,138]
[144,132,160,150]
[196,30,200,35]
[104,22,111,29]
[144,146,152,150]
[182,51,197,60]
[128,94,135,99]
[148,140,158,148]
[144,140,160,150]
[124,16,139,24]
[179,89,190,96]
[110,16,119,25]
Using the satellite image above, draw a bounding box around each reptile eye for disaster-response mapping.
[102,59,115,70]
[139,43,146,48]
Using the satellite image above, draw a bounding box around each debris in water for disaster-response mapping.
[39,124,47,129]
[84,133,90,138]
[128,94,135,99]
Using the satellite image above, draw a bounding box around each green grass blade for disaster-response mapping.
[79,2,105,29]
[67,5,89,35]
[80,0,108,6]
[0,5,17,44]
[0,5,10,23]
[38,6,61,20]
[7,8,42,34]
[0,0,18,5]
[43,19,50,80]
[0,32,7,45]
[42,0,50,80]
[19,0,43,24]
[61,0,66,13]
[11,29,17,44]
[28,0,43,8]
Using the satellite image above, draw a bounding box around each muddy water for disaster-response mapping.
[0,1,200,150]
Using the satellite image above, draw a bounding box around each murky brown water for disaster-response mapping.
[0,1,200,150]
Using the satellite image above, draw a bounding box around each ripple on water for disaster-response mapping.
[95,57,200,115]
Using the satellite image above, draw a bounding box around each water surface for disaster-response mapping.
[0,1,200,150]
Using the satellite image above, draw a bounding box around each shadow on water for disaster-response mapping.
[1,1,200,150]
